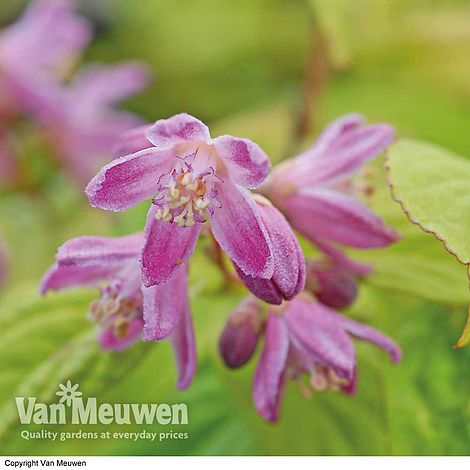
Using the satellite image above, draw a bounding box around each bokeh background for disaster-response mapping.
[1,0,470,456]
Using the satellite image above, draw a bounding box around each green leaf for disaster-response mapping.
[455,305,470,349]
[387,139,470,265]
[343,158,468,306]
[0,283,152,443]
[385,138,470,344]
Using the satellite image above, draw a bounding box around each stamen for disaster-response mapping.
[88,286,142,339]
[310,372,329,391]
[180,173,192,187]
[113,316,130,339]
[152,159,221,227]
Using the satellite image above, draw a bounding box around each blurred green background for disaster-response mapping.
[1,0,470,456]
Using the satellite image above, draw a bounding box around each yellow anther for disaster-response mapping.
[114,317,130,339]
[103,298,120,315]
[310,373,329,391]
[169,187,180,200]
[156,168,213,226]
[180,173,192,186]
[195,198,209,210]
[186,181,198,191]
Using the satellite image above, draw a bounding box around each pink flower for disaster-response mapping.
[220,296,401,422]
[40,233,195,389]
[0,1,150,185]
[259,114,399,276]
[0,0,91,117]
[86,113,274,287]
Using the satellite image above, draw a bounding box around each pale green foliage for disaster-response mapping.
[386,139,470,346]
[387,139,470,265]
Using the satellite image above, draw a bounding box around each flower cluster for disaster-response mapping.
[0,0,150,187]
[43,111,401,422]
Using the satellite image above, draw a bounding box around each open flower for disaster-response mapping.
[259,114,399,276]
[255,299,401,422]
[86,113,274,287]
[220,295,401,422]
[41,233,195,389]
[0,1,150,185]
[0,0,91,117]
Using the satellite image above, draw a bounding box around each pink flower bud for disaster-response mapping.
[306,261,358,309]
[219,297,263,369]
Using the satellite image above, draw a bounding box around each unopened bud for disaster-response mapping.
[306,261,358,309]
[219,297,263,369]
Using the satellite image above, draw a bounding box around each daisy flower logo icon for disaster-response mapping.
[56,380,83,406]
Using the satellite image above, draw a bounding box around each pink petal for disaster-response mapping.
[0,0,92,123]
[146,113,210,151]
[284,299,356,379]
[307,235,373,277]
[253,313,289,422]
[142,269,188,341]
[170,304,197,390]
[85,147,174,211]
[56,233,143,267]
[1,67,64,123]
[334,313,402,363]
[213,135,270,188]
[235,202,305,304]
[210,180,273,279]
[112,261,142,298]
[0,0,91,72]
[287,122,395,186]
[69,62,151,109]
[234,264,283,305]
[304,114,364,157]
[141,204,201,287]
[99,319,144,351]
[113,124,153,158]
[57,111,145,184]
[40,263,115,294]
[284,188,399,248]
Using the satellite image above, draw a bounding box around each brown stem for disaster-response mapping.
[207,233,240,286]
[294,7,331,143]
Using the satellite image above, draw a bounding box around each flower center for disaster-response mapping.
[88,284,142,339]
[334,166,376,199]
[152,152,221,227]
[290,350,350,397]
[309,365,348,392]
